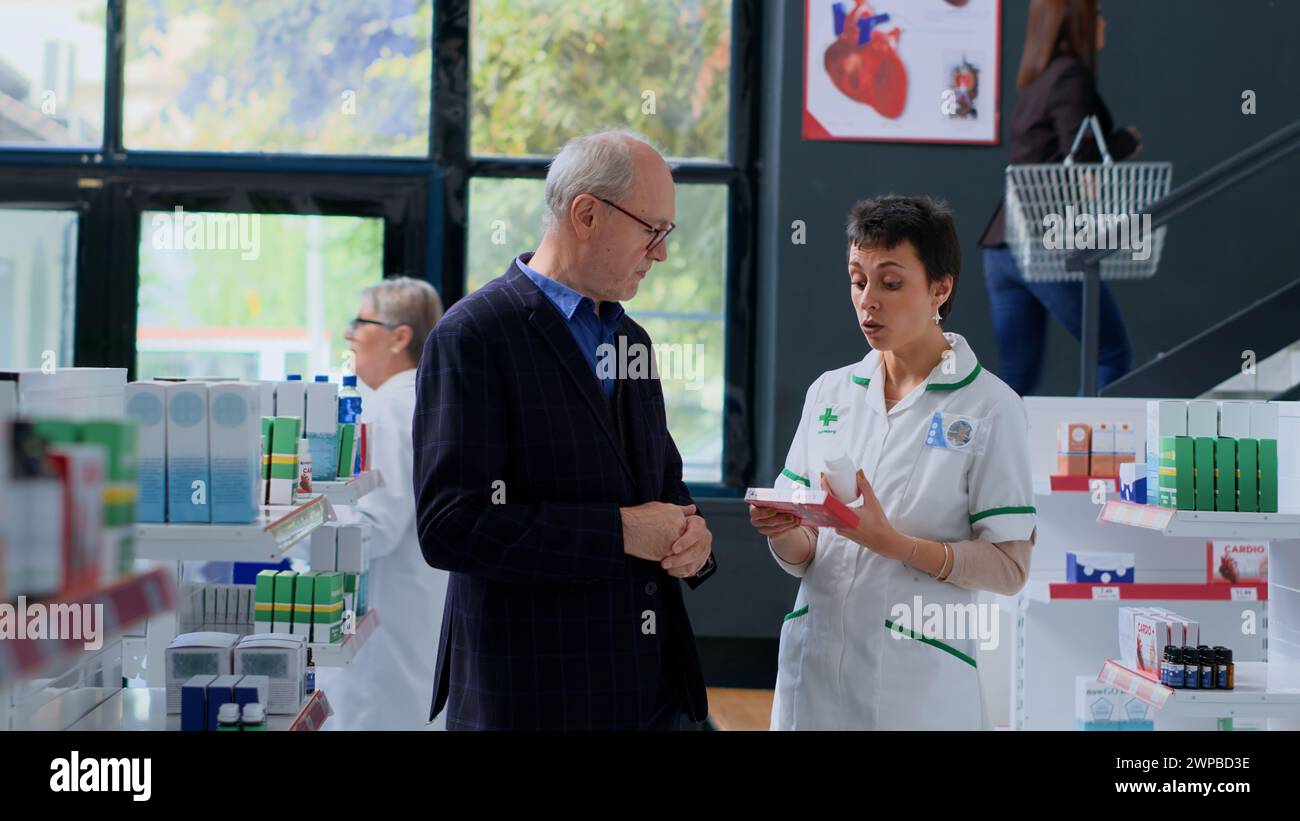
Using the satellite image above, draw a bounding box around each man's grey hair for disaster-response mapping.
[361,276,444,365]
[543,128,665,230]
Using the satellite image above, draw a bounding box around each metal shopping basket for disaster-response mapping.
[1004,116,1173,283]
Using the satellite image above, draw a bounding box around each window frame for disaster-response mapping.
[0,0,760,494]
[432,0,761,494]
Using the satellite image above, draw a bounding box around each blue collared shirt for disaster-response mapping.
[518,255,625,398]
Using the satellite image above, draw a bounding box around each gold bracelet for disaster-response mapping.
[930,541,952,580]
[939,542,953,580]
[905,537,919,566]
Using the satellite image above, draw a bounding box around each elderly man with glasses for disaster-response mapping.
[412,128,716,731]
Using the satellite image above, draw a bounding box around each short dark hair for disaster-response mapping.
[845,195,961,323]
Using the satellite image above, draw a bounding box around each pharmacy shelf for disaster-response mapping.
[1035,474,1120,495]
[1098,660,1300,719]
[134,495,335,562]
[309,609,380,667]
[61,687,333,731]
[1036,582,1267,602]
[0,568,177,687]
[1097,499,1300,540]
[308,470,383,506]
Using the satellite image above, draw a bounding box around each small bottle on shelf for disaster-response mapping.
[217,703,242,732]
[1182,646,1199,690]
[241,703,268,731]
[1199,646,1217,689]
[1215,647,1234,690]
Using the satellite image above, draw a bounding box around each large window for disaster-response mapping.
[469,0,731,160]
[0,0,105,149]
[0,0,758,491]
[122,0,433,156]
[136,212,384,381]
[451,0,754,487]
[0,208,78,368]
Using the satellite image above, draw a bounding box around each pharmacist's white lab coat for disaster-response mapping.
[770,333,1034,730]
[317,368,449,731]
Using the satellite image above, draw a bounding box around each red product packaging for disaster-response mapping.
[47,446,106,595]
[1207,540,1268,584]
[745,487,859,529]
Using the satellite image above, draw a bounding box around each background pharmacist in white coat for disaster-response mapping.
[319,276,448,730]
[749,196,1036,730]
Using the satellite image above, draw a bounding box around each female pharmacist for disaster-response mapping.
[317,276,448,730]
[747,197,1037,730]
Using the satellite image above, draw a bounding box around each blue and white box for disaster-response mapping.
[166,382,211,523]
[208,382,262,523]
[233,674,270,712]
[206,674,242,732]
[181,674,218,732]
[304,379,339,482]
[125,381,168,522]
[1066,551,1135,584]
[1075,676,1153,731]
[1119,462,1146,503]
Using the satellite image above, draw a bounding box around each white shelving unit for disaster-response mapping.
[307,470,383,506]
[310,609,380,667]
[58,687,333,731]
[1099,659,1300,720]
[135,495,335,562]
[1097,499,1300,540]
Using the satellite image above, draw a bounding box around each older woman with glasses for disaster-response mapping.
[316,275,448,730]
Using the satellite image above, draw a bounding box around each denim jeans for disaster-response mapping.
[981,246,1133,395]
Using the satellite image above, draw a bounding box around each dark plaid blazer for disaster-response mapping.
[413,256,716,730]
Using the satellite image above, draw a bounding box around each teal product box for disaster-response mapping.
[304,379,339,481]
[166,381,211,522]
[125,381,168,522]
[208,382,262,523]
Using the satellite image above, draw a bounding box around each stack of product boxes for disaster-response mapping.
[1055,421,1139,477]
[0,369,139,596]
[127,380,263,524]
[167,630,307,719]
[1118,606,1199,681]
[1144,400,1284,512]
[254,566,348,645]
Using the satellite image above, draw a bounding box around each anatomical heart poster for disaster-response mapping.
[803,0,1001,144]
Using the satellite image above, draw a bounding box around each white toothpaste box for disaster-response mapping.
[1115,422,1138,464]
[1186,400,1219,438]
[1218,401,1252,438]
[304,380,339,481]
[1146,402,1186,505]
[258,382,277,418]
[207,382,261,524]
[125,382,168,523]
[166,382,211,523]
[276,380,306,427]
[1250,401,1280,439]
[309,524,337,572]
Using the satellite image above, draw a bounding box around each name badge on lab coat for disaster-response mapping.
[924,411,985,455]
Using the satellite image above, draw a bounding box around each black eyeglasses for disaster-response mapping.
[348,316,399,333]
[595,196,675,252]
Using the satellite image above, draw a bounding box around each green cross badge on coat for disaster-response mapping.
[819,407,838,427]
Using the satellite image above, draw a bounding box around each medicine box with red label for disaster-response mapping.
[1134,613,1174,680]
[745,488,858,529]
[1207,540,1267,584]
